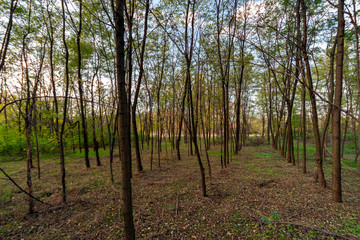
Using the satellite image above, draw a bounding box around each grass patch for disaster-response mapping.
[293,145,316,154]
[0,187,12,204]
[264,170,284,177]
[207,150,222,157]
[252,166,283,177]
[245,163,255,168]
[341,217,360,237]
[342,159,360,170]
[0,143,359,239]
[250,151,275,160]
[66,149,113,158]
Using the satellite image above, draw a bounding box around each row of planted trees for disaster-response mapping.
[1,0,359,238]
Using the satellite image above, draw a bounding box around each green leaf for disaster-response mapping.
[261,215,272,225]
[271,212,281,218]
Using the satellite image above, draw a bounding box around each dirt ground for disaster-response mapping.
[0,144,359,239]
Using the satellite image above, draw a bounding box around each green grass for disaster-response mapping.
[0,186,12,204]
[293,145,317,154]
[264,169,284,177]
[342,159,360,170]
[0,140,359,239]
[207,149,222,157]
[66,148,113,158]
[250,151,276,160]
[342,217,360,237]
[160,141,173,149]
[245,163,255,168]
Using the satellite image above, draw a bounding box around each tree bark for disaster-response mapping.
[131,0,149,173]
[300,0,326,187]
[114,0,135,237]
[332,0,345,203]
[77,0,90,168]
[91,66,101,166]
[0,0,18,72]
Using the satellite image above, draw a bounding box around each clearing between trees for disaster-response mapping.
[0,144,359,239]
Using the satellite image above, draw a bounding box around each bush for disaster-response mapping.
[0,125,58,157]
[0,126,26,155]
[247,136,264,146]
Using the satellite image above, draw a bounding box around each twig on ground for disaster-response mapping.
[0,167,51,206]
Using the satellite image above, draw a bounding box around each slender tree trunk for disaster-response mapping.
[131,1,150,172]
[184,0,206,196]
[23,9,34,213]
[107,108,118,183]
[58,0,71,203]
[0,0,18,72]
[235,41,245,154]
[91,69,101,166]
[98,75,106,150]
[200,86,212,181]
[176,76,190,160]
[23,8,46,210]
[156,36,167,168]
[33,104,41,179]
[25,116,34,214]
[350,0,360,165]
[108,122,114,183]
[320,40,336,170]
[77,0,90,168]
[332,0,345,202]
[300,0,326,187]
[114,0,135,238]
[341,113,348,159]
[145,78,154,170]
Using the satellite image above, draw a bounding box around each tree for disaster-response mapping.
[114,0,135,238]
[300,0,326,188]
[76,0,91,168]
[332,0,345,203]
[0,0,18,72]
[131,0,150,173]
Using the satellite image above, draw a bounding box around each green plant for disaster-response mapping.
[342,218,360,237]
[261,211,282,227]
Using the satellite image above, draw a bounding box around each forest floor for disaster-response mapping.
[0,143,360,239]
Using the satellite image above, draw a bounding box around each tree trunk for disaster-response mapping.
[33,104,41,179]
[0,0,18,72]
[91,68,101,166]
[58,0,71,203]
[332,0,345,203]
[302,83,306,174]
[114,0,135,238]
[25,116,34,214]
[131,0,149,172]
[300,0,326,187]
[77,0,90,168]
